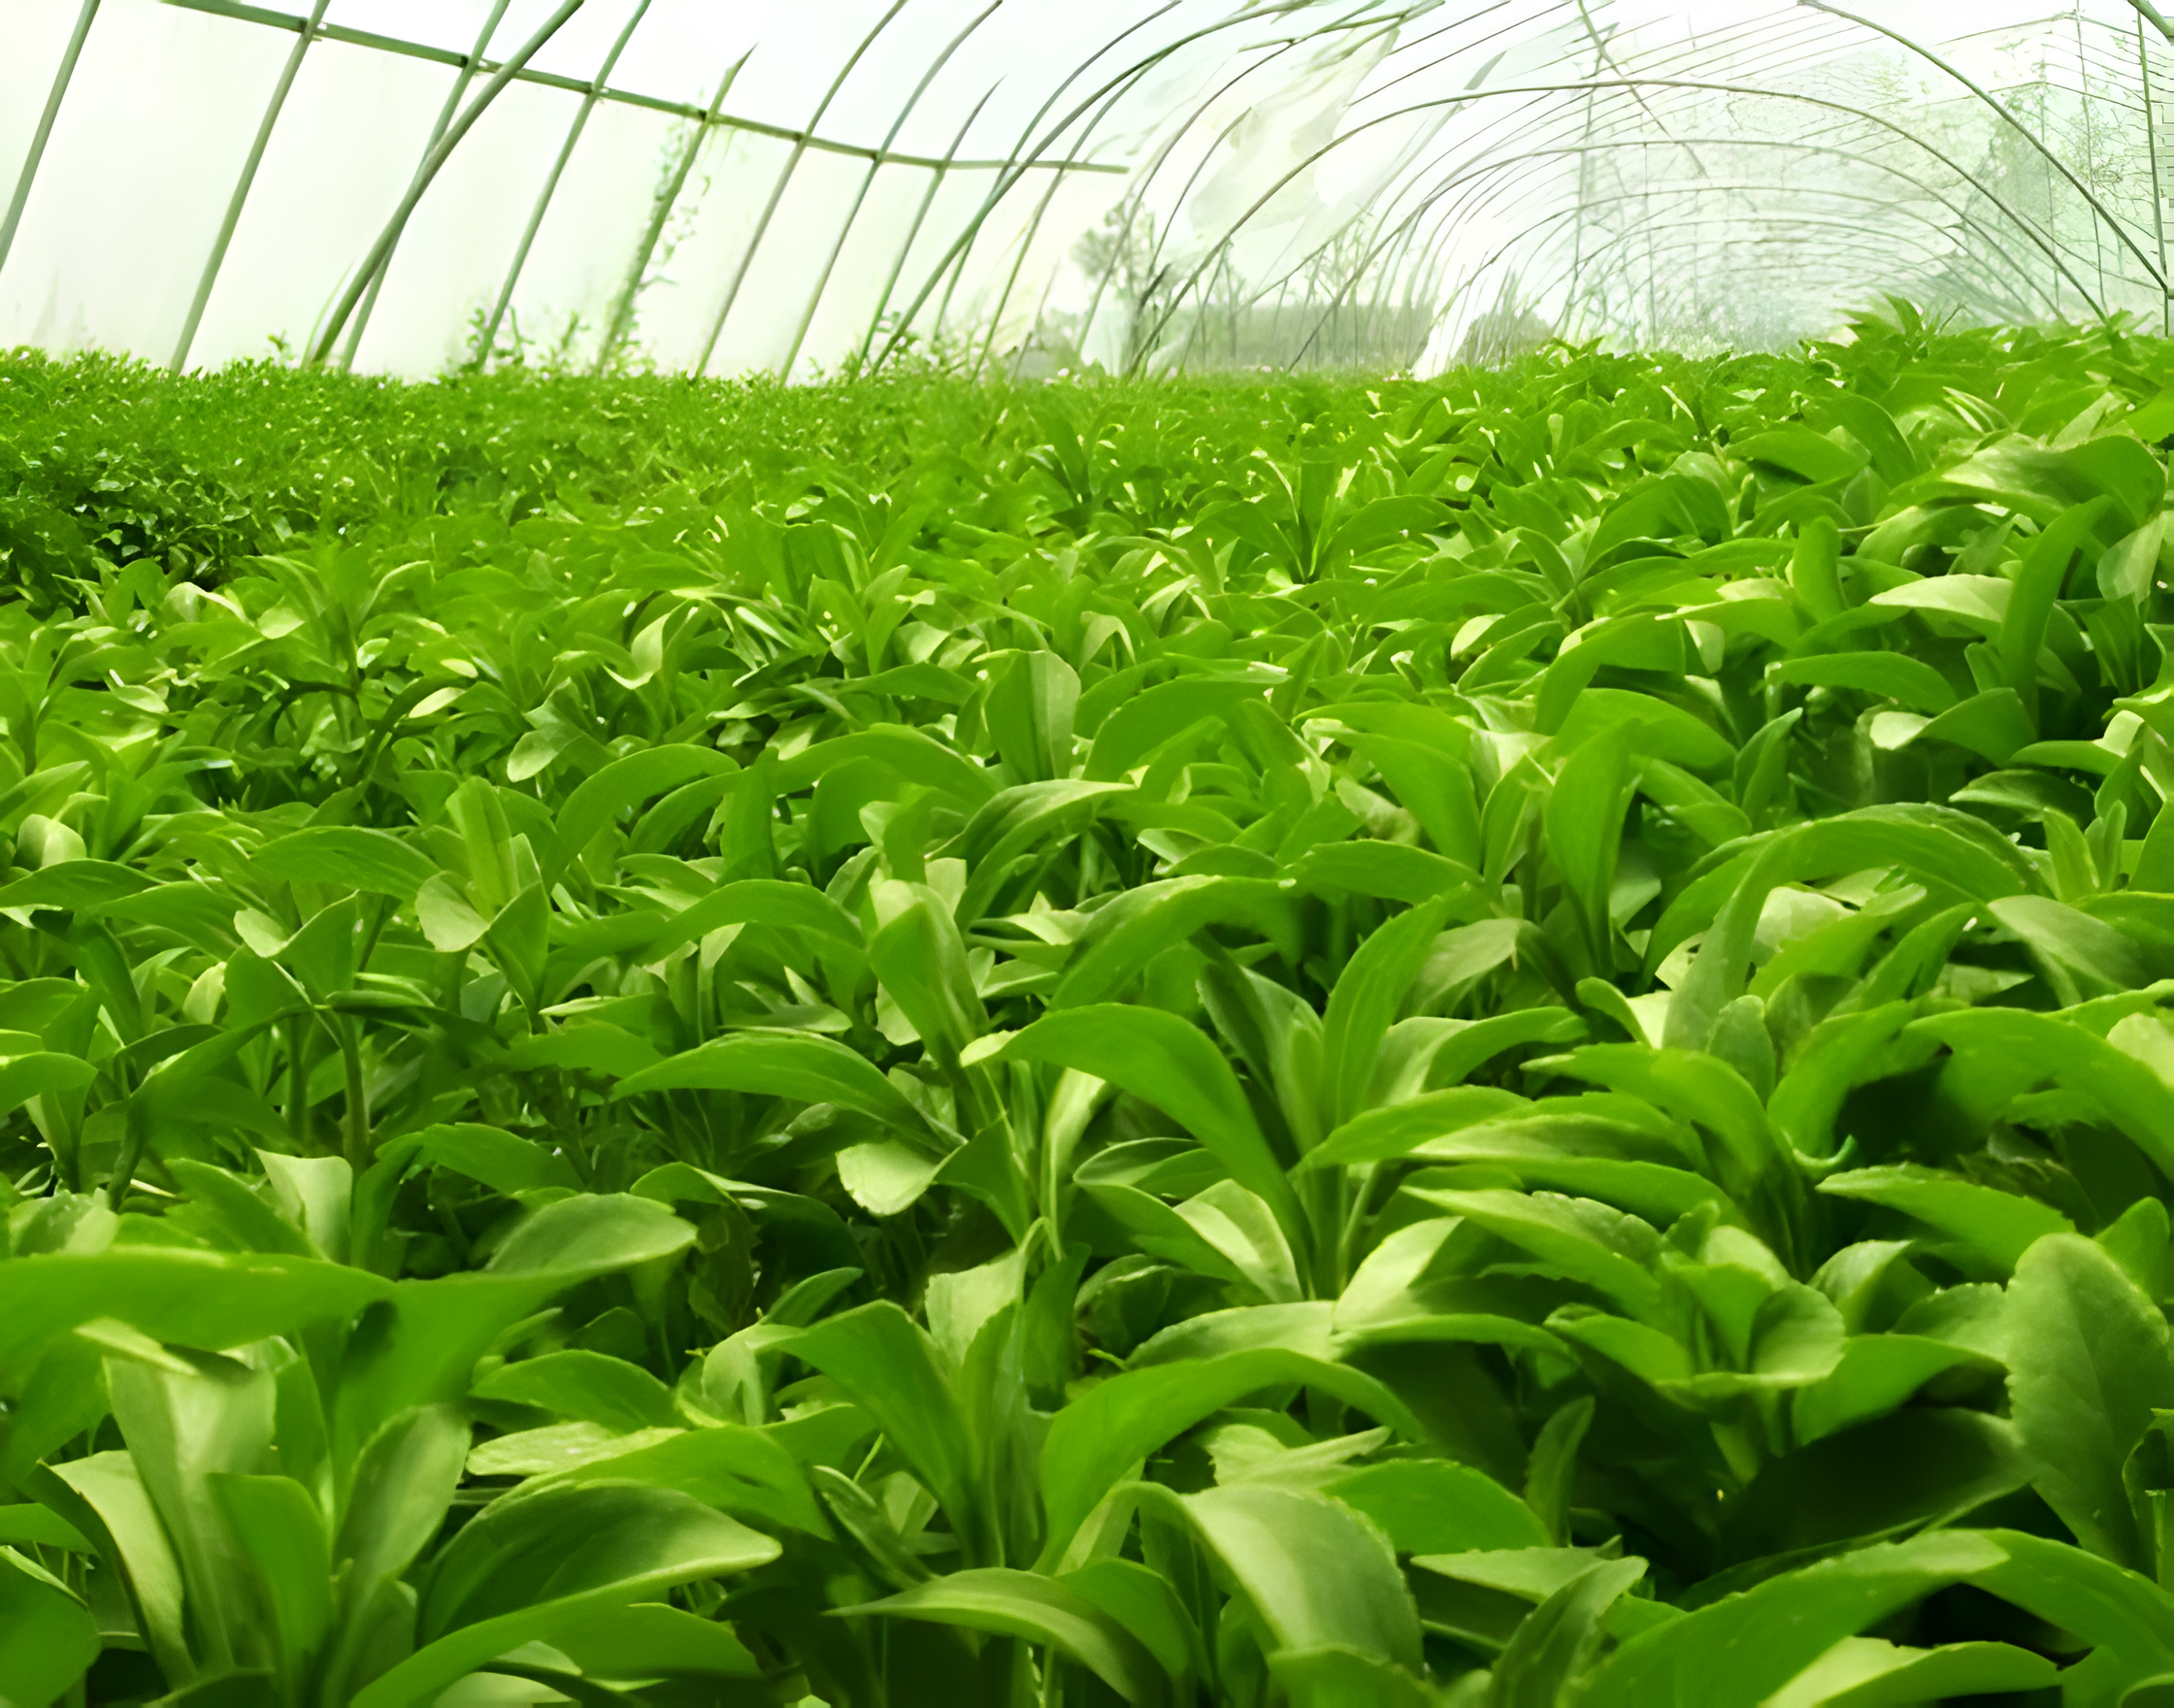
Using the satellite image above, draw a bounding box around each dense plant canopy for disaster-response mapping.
[10,310,2174,1703]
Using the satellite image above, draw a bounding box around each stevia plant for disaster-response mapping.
[12,304,2174,1702]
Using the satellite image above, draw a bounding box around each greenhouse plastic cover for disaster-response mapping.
[2,0,2171,378]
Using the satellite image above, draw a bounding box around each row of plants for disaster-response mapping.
[7,306,2174,1704]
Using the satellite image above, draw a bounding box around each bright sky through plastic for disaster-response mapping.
[3,0,2169,376]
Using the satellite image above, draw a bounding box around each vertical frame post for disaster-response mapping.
[0,0,102,280]
[2142,13,2170,335]
[171,0,331,372]
[593,51,748,373]
[309,0,586,365]
[338,0,513,369]
[694,0,909,378]
[853,87,996,369]
[476,0,654,368]
[774,0,1005,381]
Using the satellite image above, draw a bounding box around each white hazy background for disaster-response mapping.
[0,0,2164,378]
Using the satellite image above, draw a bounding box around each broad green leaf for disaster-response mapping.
[1649,805,2034,974]
[486,1192,695,1279]
[105,1349,278,1672]
[539,1422,830,1537]
[2101,513,2169,604]
[208,1473,334,1695]
[2007,1233,2174,1567]
[1763,1637,2056,1708]
[615,1029,946,1146]
[164,1158,316,1257]
[411,1123,579,1195]
[49,1452,191,1682]
[838,1138,943,1216]
[254,827,437,900]
[1322,896,1456,1128]
[255,1150,350,1265]
[1492,1556,1646,1708]
[1556,688,1734,772]
[990,1003,1299,1227]
[642,877,865,961]
[786,1303,985,1560]
[869,877,986,1061]
[1322,493,1453,562]
[555,743,738,865]
[1324,1460,1550,1554]
[985,649,1081,783]
[1999,495,2112,718]
[1086,674,1274,780]
[1410,1189,1664,1322]
[1268,1647,1433,1708]
[473,1350,676,1430]
[1301,1086,1532,1168]
[497,1022,663,1078]
[772,722,997,805]
[545,1600,763,1680]
[0,1544,99,1708]
[1916,687,2037,764]
[840,1568,1169,1704]
[0,1507,89,1551]
[1767,651,1957,713]
[1175,1483,1421,1670]
[355,1485,778,1708]
[1793,1334,2003,1443]
[1054,876,1299,1009]
[466,1422,677,1477]
[1581,1531,2011,1705]
[0,1252,391,1393]
[1967,1527,2174,1683]
[1734,426,1867,484]
[1430,1008,1586,1086]
[1088,1181,1291,1298]
[1817,1164,2073,1276]
[0,1051,95,1116]
[332,1201,693,1464]
[1544,724,1633,964]
[1037,1349,1424,1569]
[336,1404,469,1591]
[1061,1557,1200,1685]
[0,860,151,911]
[1908,1008,2174,1177]
[1347,732,1485,865]
[414,871,489,953]
[1722,1409,2027,1561]
[1989,893,2150,993]
[1285,840,1478,903]
[1818,395,1916,484]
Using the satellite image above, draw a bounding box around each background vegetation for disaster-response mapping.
[7,308,2174,1704]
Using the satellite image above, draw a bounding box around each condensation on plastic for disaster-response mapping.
[1,0,2169,378]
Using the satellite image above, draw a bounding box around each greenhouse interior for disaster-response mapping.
[17,1,2174,1704]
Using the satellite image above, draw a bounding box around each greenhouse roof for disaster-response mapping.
[3,0,2171,375]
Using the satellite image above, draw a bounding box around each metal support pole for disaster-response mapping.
[694,0,909,377]
[593,52,748,374]
[0,0,102,281]
[309,0,585,365]
[337,0,512,369]
[853,87,996,370]
[2143,13,2171,335]
[475,0,653,368]
[774,0,1004,380]
[171,0,330,372]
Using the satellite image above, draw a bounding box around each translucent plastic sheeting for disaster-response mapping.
[3,0,2172,377]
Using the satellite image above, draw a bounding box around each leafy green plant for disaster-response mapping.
[13,305,2174,1702]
